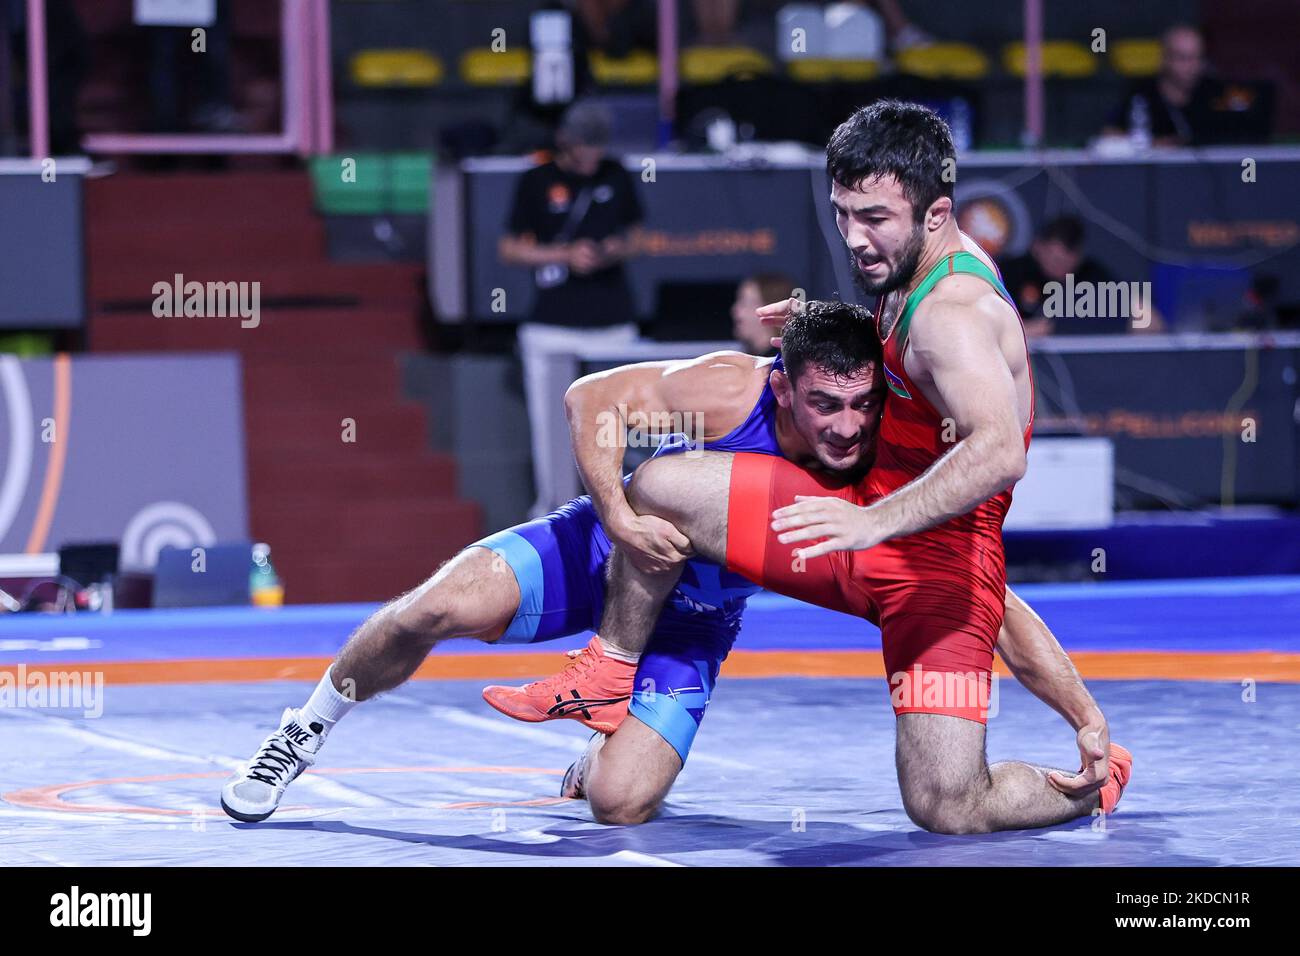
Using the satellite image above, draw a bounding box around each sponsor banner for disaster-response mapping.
[465,155,1300,325]
[956,159,1300,315]
[465,162,837,322]
[1033,343,1299,506]
[0,354,247,565]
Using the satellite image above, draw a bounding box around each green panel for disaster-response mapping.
[309,154,386,214]
[310,153,434,215]
[389,153,434,214]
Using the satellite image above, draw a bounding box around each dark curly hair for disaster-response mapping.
[780,300,881,383]
[826,99,955,223]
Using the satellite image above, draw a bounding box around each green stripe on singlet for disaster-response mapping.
[893,251,1014,354]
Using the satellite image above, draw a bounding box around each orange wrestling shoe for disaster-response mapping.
[1099,743,1133,814]
[482,636,635,734]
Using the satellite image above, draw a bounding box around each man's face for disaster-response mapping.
[774,363,886,475]
[560,142,605,177]
[1030,237,1082,282]
[731,280,770,353]
[1161,28,1204,90]
[831,176,928,297]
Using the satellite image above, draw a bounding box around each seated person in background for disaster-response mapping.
[1100,23,1214,147]
[575,0,657,57]
[999,216,1161,336]
[731,272,796,355]
[850,0,935,53]
[689,0,740,45]
[1237,275,1283,332]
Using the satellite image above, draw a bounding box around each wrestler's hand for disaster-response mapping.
[756,296,804,351]
[610,513,694,575]
[1046,720,1111,799]
[770,495,883,558]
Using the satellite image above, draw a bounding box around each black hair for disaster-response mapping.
[780,300,882,383]
[825,99,955,222]
[1036,214,1085,251]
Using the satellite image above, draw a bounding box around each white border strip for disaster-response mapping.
[0,553,58,577]
[0,357,35,546]
[462,144,1300,175]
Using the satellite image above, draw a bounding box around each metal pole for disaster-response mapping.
[0,0,15,154]
[311,0,334,154]
[1023,0,1043,147]
[26,0,49,158]
[281,0,306,155]
[656,0,677,148]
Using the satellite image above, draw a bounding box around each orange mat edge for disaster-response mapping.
[2,649,1298,685]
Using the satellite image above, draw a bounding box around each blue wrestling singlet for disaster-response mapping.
[472,356,785,763]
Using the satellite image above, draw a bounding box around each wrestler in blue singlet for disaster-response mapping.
[472,357,784,763]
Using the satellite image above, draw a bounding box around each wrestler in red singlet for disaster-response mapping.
[726,250,1032,723]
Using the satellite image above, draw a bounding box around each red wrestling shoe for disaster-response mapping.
[1099,743,1133,814]
[482,636,635,734]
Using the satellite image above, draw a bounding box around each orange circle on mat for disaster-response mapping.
[3,766,569,817]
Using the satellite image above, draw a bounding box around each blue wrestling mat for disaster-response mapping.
[2,578,1298,866]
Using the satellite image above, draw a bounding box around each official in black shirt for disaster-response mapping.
[500,100,643,327]
[501,99,645,517]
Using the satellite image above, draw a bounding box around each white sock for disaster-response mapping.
[597,637,641,664]
[301,665,359,732]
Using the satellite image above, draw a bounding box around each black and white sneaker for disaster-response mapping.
[560,732,608,800]
[220,708,325,822]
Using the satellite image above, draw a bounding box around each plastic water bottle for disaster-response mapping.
[250,543,284,607]
[950,97,972,153]
[1128,95,1152,150]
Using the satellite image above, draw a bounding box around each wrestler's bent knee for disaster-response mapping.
[589,787,662,826]
[901,789,985,835]
[625,455,689,519]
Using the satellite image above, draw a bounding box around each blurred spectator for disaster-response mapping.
[148,0,237,133]
[850,0,933,53]
[732,272,796,355]
[2,0,87,155]
[576,0,656,56]
[503,0,650,155]
[499,99,644,516]
[1000,216,1160,336]
[1237,275,1281,331]
[1101,24,1212,148]
[691,0,740,45]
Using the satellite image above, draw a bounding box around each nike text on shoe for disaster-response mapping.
[220,708,325,823]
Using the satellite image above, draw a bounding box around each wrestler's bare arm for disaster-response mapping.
[564,351,766,571]
[998,588,1113,795]
[772,289,1027,557]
